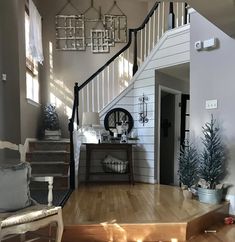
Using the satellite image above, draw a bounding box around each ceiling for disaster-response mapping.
[186,0,235,38]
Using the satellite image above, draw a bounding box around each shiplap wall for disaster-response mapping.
[77,24,190,184]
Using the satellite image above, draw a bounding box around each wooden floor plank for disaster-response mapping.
[62,183,228,225]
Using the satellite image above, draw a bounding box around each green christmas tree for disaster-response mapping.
[198,115,225,189]
[178,140,198,188]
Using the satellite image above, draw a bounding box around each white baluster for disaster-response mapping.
[153,10,156,47]
[181,3,184,26]
[162,2,165,35]
[81,88,85,112]
[157,8,160,41]
[112,61,115,99]
[102,70,105,108]
[92,78,95,112]
[86,85,90,112]
[144,24,147,59]
[107,65,110,103]
[140,29,143,62]
[148,21,151,55]
[97,75,100,111]
[127,49,130,81]
[176,2,179,28]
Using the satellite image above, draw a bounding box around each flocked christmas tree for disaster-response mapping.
[43,104,60,131]
[178,140,198,188]
[198,115,225,189]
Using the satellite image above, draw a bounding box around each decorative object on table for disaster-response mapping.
[101,155,128,173]
[178,139,198,199]
[197,115,226,204]
[55,0,127,53]
[100,130,110,143]
[104,108,134,136]
[43,104,61,140]
[138,94,148,126]
[224,216,234,225]
[82,112,100,143]
[120,133,127,143]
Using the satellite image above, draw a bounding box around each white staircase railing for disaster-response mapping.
[68,1,189,189]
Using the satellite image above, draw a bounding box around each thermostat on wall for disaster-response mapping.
[194,41,203,50]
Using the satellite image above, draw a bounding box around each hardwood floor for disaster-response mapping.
[62,183,230,241]
[62,183,227,225]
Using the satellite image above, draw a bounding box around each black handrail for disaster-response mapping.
[68,1,160,189]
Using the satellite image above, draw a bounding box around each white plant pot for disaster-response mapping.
[44,129,61,140]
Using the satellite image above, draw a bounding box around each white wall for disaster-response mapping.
[77,25,190,183]
[190,11,235,213]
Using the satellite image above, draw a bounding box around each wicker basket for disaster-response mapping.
[101,155,128,174]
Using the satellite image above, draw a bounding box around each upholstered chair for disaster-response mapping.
[0,142,63,242]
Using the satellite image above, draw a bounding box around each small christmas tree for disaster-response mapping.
[43,104,60,130]
[178,140,198,189]
[198,115,225,189]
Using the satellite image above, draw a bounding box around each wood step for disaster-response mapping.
[26,151,70,162]
[30,162,70,176]
[62,206,229,241]
[29,140,70,152]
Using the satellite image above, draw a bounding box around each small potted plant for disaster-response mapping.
[197,115,226,204]
[178,140,198,199]
[43,104,61,140]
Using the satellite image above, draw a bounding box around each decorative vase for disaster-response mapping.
[197,187,223,204]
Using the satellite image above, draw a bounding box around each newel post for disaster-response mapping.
[74,82,79,126]
[133,30,138,75]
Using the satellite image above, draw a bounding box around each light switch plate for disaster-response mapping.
[2,74,7,81]
[205,99,218,109]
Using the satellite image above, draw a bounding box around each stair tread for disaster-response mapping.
[30,139,70,143]
[32,174,69,177]
[30,161,70,165]
[27,150,70,154]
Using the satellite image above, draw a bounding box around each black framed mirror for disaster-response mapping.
[104,108,134,136]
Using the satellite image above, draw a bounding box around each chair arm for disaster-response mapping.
[31,176,54,207]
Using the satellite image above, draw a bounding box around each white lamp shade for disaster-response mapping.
[82,112,100,126]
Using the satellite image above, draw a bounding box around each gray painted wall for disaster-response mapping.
[0,0,41,149]
[36,0,149,137]
[190,12,235,195]
[0,0,4,159]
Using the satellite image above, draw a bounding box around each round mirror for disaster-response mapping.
[104,108,134,136]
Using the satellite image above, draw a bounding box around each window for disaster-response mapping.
[25,11,39,104]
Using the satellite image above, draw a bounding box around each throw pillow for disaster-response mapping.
[0,162,31,212]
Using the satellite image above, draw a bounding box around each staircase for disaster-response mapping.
[69,1,189,188]
[26,140,70,190]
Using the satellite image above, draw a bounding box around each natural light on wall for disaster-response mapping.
[118,54,133,91]
[48,41,73,118]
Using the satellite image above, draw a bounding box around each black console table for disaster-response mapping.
[85,143,134,184]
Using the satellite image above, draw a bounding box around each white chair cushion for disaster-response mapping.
[0,162,31,212]
[0,205,60,228]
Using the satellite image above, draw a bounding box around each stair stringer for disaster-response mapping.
[78,24,190,183]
